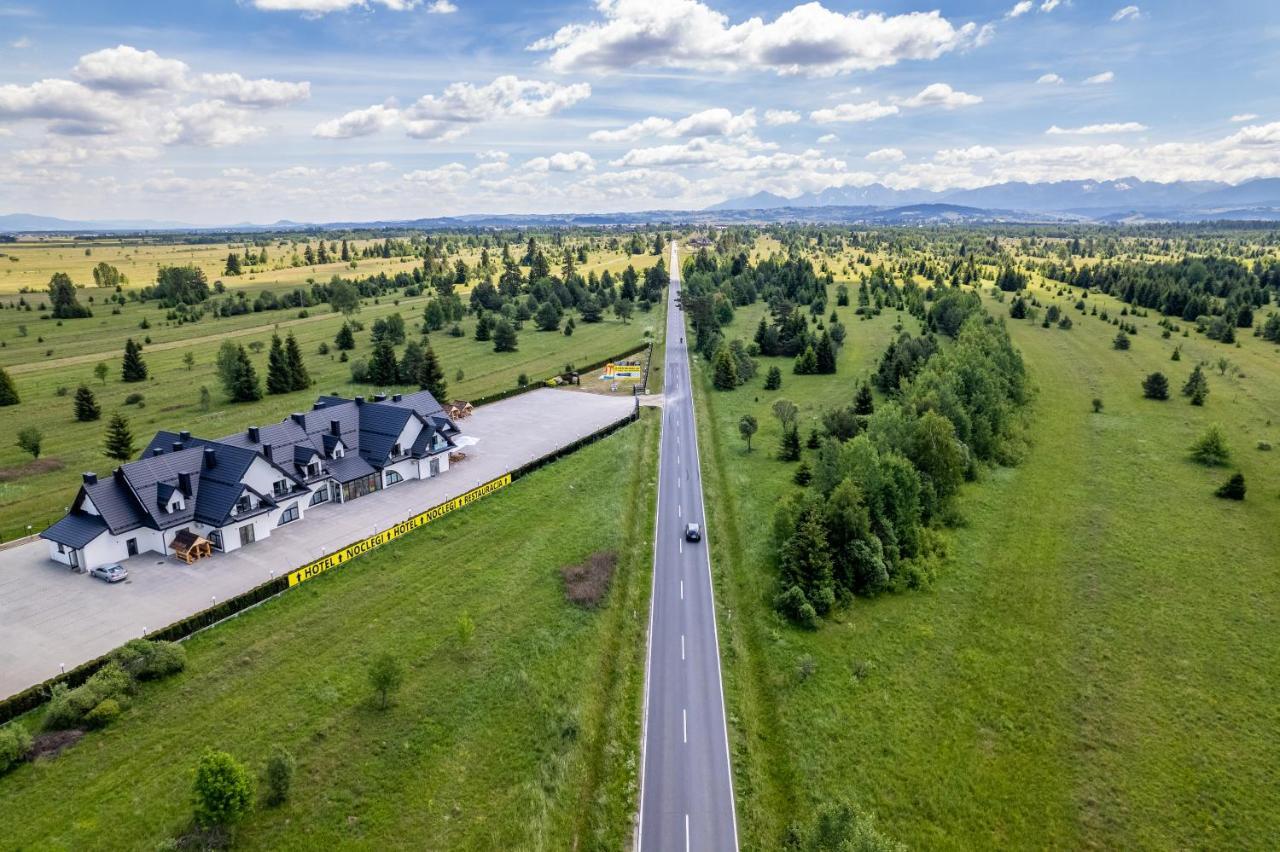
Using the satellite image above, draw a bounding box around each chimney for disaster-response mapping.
[392,393,402,402]
[172,441,184,452]
[247,426,260,443]
[113,467,126,484]
[177,471,192,497]
[290,412,306,427]
[330,419,341,437]
[152,447,164,457]
[373,392,387,402]
[203,447,217,469]
[264,445,274,462]
[82,472,98,486]
[354,396,364,406]
[178,430,191,442]
[312,400,325,410]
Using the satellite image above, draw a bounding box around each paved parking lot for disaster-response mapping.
[0,388,635,699]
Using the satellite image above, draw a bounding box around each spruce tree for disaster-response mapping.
[335,322,355,351]
[103,412,135,462]
[853,383,875,416]
[121,338,148,382]
[368,339,399,385]
[779,426,802,461]
[1181,364,1208,405]
[1142,371,1169,400]
[815,331,837,374]
[712,346,739,390]
[73,384,101,422]
[266,334,292,395]
[474,312,493,341]
[418,343,447,400]
[0,366,19,406]
[224,253,241,276]
[763,365,782,391]
[284,332,310,390]
[229,345,262,402]
[794,345,818,375]
[492,319,518,353]
[398,340,425,385]
[1215,472,1246,500]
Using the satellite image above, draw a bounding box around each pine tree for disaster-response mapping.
[1181,364,1208,404]
[398,340,425,385]
[266,334,292,395]
[224,253,241,276]
[853,383,875,416]
[284,332,310,390]
[229,346,262,402]
[712,346,739,390]
[418,343,447,400]
[474,313,493,341]
[73,384,101,422]
[121,338,148,382]
[335,322,356,351]
[492,319,518,353]
[0,366,19,406]
[763,366,782,391]
[779,509,834,615]
[368,339,400,386]
[340,239,350,262]
[1215,472,1246,500]
[1113,330,1131,350]
[103,411,135,462]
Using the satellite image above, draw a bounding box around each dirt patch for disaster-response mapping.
[0,457,64,482]
[561,551,618,608]
[30,728,85,760]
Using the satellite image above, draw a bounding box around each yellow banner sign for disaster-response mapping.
[286,474,512,587]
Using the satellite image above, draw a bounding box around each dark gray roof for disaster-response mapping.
[326,453,377,483]
[80,476,145,533]
[41,511,109,549]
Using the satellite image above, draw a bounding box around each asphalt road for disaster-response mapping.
[637,244,738,851]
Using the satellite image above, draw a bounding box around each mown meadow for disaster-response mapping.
[692,239,1280,848]
[0,412,658,850]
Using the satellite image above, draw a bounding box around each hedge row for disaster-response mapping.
[0,399,643,726]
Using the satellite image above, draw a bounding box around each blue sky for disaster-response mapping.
[1,0,1277,223]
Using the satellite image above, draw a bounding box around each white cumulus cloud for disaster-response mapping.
[525,151,595,172]
[1037,73,1063,85]
[1046,122,1147,135]
[249,0,419,14]
[866,147,906,162]
[73,45,189,93]
[161,100,265,147]
[529,0,987,77]
[1006,1,1032,18]
[427,0,457,11]
[900,82,982,110]
[764,109,801,126]
[197,73,310,107]
[810,100,898,124]
[589,107,755,142]
[1084,71,1114,85]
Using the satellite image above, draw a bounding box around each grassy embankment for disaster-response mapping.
[0,255,664,539]
[0,411,659,850]
[694,274,1280,848]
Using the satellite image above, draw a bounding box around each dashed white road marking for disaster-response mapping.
[680,580,684,600]
[681,634,685,660]
[683,708,688,744]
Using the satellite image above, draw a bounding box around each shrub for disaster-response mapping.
[124,392,145,405]
[262,745,295,807]
[1091,398,1103,413]
[1257,441,1272,451]
[111,639,186,680]
[0,724,32,776]
[1215,472,1246,500]
[43,662,132,730]
[1142,372,1169,400]
[85,698,122,729]
[1113,330,1130,350]
[775,585,818,629]
[192,749,254,828]
[1190,426,1230,466]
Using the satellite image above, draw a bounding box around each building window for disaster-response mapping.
[385,470,403,486]
[310,485,330,506]
[236,495,252,514]
[429,457,440,477]
[209,530,223,551]
[307,461,321,478]
[126,538,138,557]
[277,503,299,526]
[391,443,402,458]
[272,479,290,498]
[239,525,256,547]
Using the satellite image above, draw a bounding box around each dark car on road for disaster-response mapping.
[684,523,701,542]
[89,563,128,583]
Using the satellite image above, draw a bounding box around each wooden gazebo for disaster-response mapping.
[171,529,213,565]
[446,400,474,419]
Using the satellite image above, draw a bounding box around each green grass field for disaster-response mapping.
[0,411,658,850]
[693,274,1280,848]
[0,280,662,541]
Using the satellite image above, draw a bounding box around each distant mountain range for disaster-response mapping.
[706,177,1280,221]
[5,177,1280,234]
